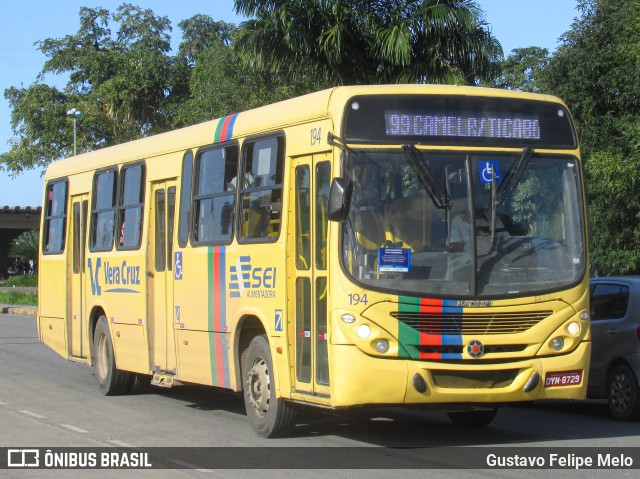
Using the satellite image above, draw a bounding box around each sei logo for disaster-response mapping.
[229,255,277,299]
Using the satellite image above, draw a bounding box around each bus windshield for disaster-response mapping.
[342,149,585,298]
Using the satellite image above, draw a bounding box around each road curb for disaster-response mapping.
[1,306,37,316]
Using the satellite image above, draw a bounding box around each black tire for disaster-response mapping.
[606,364,640,421]
[242,335,297,437]
[93,316,132,395]
[447,408,498,427]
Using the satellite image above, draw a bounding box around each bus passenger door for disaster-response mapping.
[288,155,331,397]
[147,180,177,383]
[68,194,88,359]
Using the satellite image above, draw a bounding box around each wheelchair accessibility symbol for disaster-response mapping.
[174,252,183,280]
[479,160,501,185]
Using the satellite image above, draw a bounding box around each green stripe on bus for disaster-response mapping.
[213,118,224,143]
[398,296,420,359]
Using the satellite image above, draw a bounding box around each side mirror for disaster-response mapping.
[327,178,353,222]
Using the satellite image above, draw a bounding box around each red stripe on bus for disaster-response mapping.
[212,247,225,387]
[219,115,234,141]
[418,298,444,359]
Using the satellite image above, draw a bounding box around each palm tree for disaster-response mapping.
[233,0,502,86]
[8,230,39,274]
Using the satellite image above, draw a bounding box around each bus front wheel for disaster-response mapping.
[242,335,297,437]
[93,315,132,395]
[447,408,498,427]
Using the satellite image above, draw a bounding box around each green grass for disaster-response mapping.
[0,291,38,306]
[1,275,37,287]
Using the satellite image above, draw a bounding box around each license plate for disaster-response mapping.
[544,370,583,387]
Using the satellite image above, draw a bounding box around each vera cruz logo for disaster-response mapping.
[88,258,141,296]
[88,258,102,296]
[229,255,277,299]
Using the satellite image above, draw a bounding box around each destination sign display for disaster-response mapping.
[344,94,576,148]
[384,111,541,140]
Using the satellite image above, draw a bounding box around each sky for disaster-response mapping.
[0,0,580,207]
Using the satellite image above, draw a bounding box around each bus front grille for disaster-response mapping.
[430,369,519,389]
[416,344,528,355]
[391,311,552,335]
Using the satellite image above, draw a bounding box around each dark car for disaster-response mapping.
[588,277,640,420]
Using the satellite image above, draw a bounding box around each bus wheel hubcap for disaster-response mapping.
[247,358,270,418]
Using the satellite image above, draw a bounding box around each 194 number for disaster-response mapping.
[348,293,368,306]
[310,127,322,146]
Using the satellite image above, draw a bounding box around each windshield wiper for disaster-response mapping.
[402,144,451,209]
[497,146,534,205]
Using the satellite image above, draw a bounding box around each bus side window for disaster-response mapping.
[239,136,284,241]
[117,163,145,250]
[90,168,118,251]
[316,161,331,269]
[178,151,193,248]
[192,143,238,245]
[43,180,68,254]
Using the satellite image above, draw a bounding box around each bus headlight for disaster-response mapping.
[566,321,581,336]
[550,337,565,351]
[375,339,390,354]
[357,324,371,339]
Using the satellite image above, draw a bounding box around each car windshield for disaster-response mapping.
[341,149,586,298]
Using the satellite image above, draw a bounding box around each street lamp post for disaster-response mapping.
[66,108,82,156]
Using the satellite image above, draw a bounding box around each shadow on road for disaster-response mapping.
[150,383,637,447]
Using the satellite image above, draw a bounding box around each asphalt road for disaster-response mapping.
[1,313,639,478]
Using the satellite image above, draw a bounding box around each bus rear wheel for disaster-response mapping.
[93,315,132,395]
[242,335,296,438]
[447,408,498,427]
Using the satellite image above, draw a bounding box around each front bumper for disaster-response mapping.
[329,341,591,407]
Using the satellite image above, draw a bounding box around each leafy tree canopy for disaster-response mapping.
[8,230,40,272]
[1,4,328,176]
[172,18,315,126]
[490,46,550,93]
[38,4,175,139]
[586,147,640,275]
[542,0,640,275]
[2,84,70,173]
[544,0,640,152]
[2,4,176,173]
[233,0,502,85]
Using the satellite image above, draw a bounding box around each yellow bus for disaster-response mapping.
[38,85,591,437]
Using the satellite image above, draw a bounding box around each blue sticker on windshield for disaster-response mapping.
[479,160,501,185]
[378,248,411,272]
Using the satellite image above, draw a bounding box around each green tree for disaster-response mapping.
[171,16,308,126]
[39,4,174,137]
[2,84,70,174]
[490,46,551,93]
[175,41,307,125]
[8,230,39,273]
[2,6,315,175]
[168,15,237,124]
[545,0,640,152]
[233,0,502,86]
[586,147,640,275]
[543,0,640,275]
[2,4,176,174]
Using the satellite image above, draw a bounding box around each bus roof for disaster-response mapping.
[44,84,567,180]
